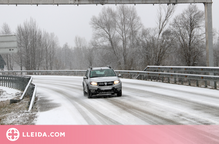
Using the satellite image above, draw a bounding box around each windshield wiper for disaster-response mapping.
[91,76,99,78]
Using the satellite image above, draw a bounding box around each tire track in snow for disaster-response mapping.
[107,98,180,125]
[121,86,219,124]
[36,82,122,125]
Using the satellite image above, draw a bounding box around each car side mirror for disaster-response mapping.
[118,74,121,77]
[83,76,87,79]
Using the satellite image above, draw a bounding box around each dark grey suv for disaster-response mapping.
[82,66,122,98]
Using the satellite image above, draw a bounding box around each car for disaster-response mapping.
[82,66,122,98]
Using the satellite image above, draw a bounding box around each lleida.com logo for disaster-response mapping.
[6,127,65,141]
[6,128,20,141]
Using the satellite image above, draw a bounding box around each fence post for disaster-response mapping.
[7,77,8,87]
[3,76,5,87]
[2,76,4,86]
[174,71,176,84]
[9,77,11,88]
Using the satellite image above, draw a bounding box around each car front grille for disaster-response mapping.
[98,81,114,86]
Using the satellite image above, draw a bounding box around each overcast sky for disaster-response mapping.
[0,0,218,47]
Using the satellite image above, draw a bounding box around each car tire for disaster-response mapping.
[83,84,86,96]
[117,90,122,97]
[87,88,92,98]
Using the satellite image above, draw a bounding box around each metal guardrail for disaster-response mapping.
[147,66,219,74]
[144,66,219,89]
[20,77,33,100]
[115,70,219,81]
[1,66,218,92]
[0,70,86,76]
[116,66,219,89]
[0,75,37,111]
[28,83,37,112]
[0,75,30,92]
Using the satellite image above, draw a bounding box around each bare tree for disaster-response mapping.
[90,5,142,69]
[16,18,39,70]
[54,47,65,70]
[89,38,115,67]
[116,5,142,69]
[42,32,58,70]
[41,31,50,70]
[154,5,175,65]
[137,5,175,68]
[171,5,205,66]
[90,7,121,68]
[16,18,58,70]
[214,30,219,66]
[61,43,72,69]
[86,44,95,67]
[73,36,89,69]
[214,47,219,66]
[16,24,27,70]
[137,28,154,69]
[49,33,58,70]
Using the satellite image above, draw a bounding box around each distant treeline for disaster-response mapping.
[1,5,219,70]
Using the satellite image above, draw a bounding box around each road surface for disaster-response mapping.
[32,76,219,125]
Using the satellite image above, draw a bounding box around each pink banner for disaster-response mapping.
[1,125,219,144]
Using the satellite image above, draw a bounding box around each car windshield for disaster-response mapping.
[90,69,116,78]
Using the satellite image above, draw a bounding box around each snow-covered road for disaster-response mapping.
[33,76,219,125]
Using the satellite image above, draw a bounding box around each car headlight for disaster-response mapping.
[114,80,120,85]
[90,81,97,86]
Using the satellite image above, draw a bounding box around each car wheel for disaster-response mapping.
[83,84,86,96]
[87,88,92,98]
[117,90,122,97]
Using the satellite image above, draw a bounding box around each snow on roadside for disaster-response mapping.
[0,86,21,101]
[122,78,219,107]
[36,86,88,125]
[0,86,37,125]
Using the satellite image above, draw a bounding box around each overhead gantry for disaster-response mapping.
[0,0,212,5]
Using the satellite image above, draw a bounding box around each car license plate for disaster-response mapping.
[100,86,111,90]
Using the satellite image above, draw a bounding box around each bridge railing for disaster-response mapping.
[145,66,219,89]
[0,75,37,111]
[1,66,218,89]
[146,66,219,74]
[116,70,219,89]
[117,66,219,89]
[0,70,86,76]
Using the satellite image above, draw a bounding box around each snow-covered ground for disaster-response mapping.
[0,86,36,125]
[33,76,219,125]
[0,86,21,101]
